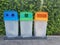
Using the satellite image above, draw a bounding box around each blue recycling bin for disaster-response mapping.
[4,10,18,37]
[20,12,33,37]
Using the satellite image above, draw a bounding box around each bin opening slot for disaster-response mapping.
[25,14,28,18]
[12,14,14,17]
[37,14,47,18]
[6,14,9,16]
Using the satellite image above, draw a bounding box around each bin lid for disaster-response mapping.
[4,10,18,21]
[34,12,48,21]
[20,12,33,21]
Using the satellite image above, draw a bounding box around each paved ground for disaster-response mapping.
[0,36,60,45]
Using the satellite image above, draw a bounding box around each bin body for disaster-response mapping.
[4,10,18,37]
[34,21,47,37]
[20,21,32,37]
[20,12,33,37]
[34,12,48,37]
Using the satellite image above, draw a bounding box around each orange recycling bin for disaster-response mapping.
[34,12,48,37]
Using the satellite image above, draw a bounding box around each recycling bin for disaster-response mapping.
[20,12,33,37]
[34,12,48,37]
[4,10,18,37]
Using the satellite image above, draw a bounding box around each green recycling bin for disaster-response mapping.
[20,12,33,37]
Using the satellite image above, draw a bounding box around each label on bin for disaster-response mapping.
[34,12,48,21]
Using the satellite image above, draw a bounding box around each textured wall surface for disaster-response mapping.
[0,36,60,45]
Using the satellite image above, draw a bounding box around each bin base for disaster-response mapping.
[4,36,47,40]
